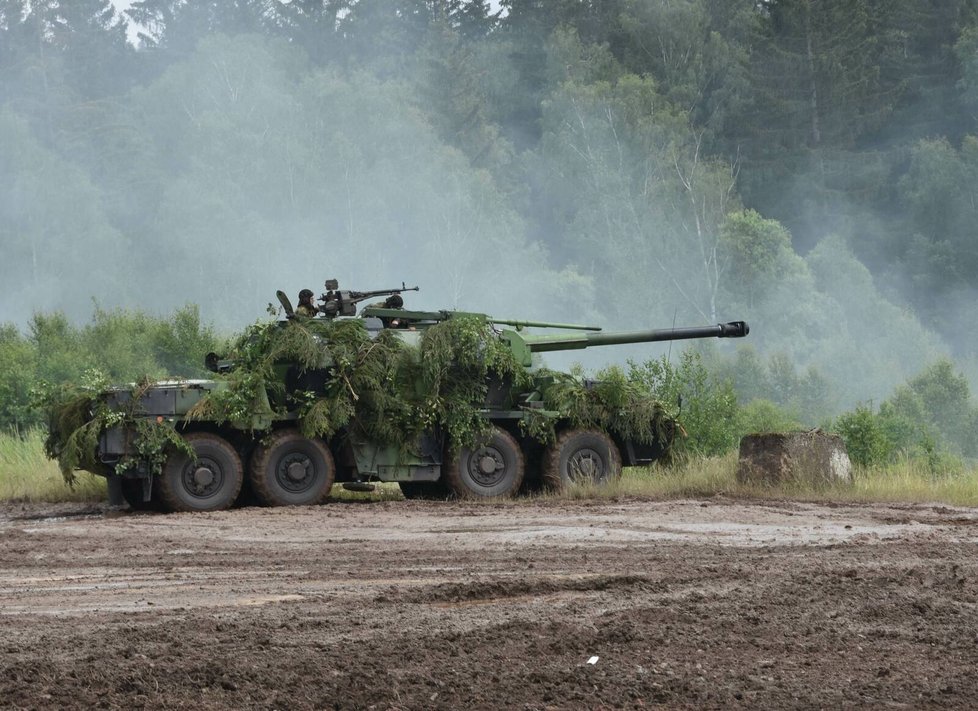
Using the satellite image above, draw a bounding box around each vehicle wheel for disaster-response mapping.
[248,429,335,507]
[121,477,158,511]
[158,433,244,513]
[398,480,452,500]
[542,428,622,490]
[444,427,524,499]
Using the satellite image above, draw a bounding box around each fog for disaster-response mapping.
[2,0,976,417]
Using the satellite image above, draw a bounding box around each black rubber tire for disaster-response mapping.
[121,477,158,511]
[542,428,622,490]
[248,429,335,507]
[157,433,244,513]
[444,427,524,499]
[398,480,452,500]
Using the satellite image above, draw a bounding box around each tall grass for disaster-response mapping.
[0,428,106,502]
[809,458,978,507]
[555,455,742,501]
[588,454,978,507]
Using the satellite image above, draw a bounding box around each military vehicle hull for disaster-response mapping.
[95,376,675,512]
[53,282,747,512]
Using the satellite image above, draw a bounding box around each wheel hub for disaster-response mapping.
[276,452,315,492]
[193,466,215,487]
[286,461,308,482]
[182,457,224,498]
[467,446,505,486]
[568,448,604,482]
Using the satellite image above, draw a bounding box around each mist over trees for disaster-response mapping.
[2,0,978,412]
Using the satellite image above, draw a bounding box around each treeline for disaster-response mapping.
[0,306,221,431]
[3,0,978,411]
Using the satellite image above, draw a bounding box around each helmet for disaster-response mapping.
[384,294,404,308]
[298,289,314,301]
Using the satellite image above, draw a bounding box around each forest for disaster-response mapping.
[3,0,978,466]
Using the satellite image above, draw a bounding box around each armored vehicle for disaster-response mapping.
[45,281,748,512]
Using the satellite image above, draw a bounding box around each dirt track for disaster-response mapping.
[3,497,978,709]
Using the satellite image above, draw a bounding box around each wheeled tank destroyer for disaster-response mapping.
[46,280,748,512]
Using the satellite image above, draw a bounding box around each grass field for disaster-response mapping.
[0,429,107,502]
[4,429,978,507]
[560,453,978,507]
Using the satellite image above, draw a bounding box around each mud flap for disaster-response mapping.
[106,476,124,508]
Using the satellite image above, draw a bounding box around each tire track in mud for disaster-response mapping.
[393,572,659,605]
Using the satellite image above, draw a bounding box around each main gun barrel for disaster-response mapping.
[525,321,750,353]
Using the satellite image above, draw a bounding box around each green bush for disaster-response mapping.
[835,405,892,467]
[30,312,94,386]
[80,304,221,381]
[152,305,224,376]
[628,350,740,456]
[890,359,978,457]
[832,400,957,474]
[831,361,978,471]
[736,398,803,435]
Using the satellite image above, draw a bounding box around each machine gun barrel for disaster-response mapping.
[525,321,749,352]
[347,283,420,302]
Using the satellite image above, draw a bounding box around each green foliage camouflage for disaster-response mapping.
[294,320,413,443]
[188,315,673,452]
[186,319,331,427]
[40,381,110,485]
[186,315,534,448]
[535,366,676,449]
[200,315,674,453]
[39,373,193,486]
[415,315,531,448]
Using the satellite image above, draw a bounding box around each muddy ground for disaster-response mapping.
[2,497,978,710]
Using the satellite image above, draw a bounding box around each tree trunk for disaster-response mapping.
[804,1,821,147]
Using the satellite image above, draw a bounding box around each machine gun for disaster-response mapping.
[318,279,420,319]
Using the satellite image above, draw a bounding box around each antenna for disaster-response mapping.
[666,307,678,363]
[668,307,679,416]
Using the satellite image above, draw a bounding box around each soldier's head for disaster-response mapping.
[298,289,314,305]
[384,294,404,309]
